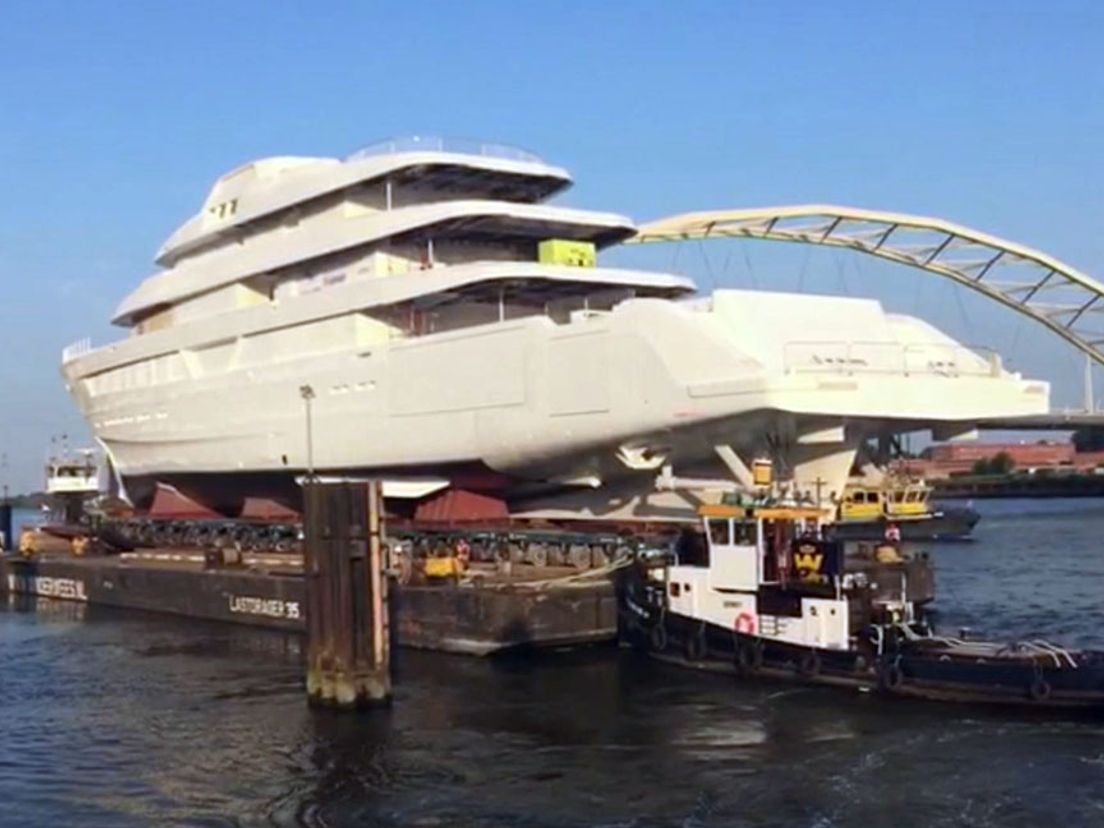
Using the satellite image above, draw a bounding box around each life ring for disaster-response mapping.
[880,661,904,691]
[1029,677,1052,702]
[649,621,669,652]
[799,650,821,677]
[734,612,757,636]
[685,626,707,661]
[736,639,765,673]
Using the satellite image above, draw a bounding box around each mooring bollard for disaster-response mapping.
[303,479,391,708]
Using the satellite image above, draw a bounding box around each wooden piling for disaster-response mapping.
[0,502,11,552]
[303,479,391,708]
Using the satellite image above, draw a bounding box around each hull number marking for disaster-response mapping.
[7,574,89,602]
[228,594,301,620]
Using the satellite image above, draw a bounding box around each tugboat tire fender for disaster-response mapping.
[649,620,669,653]
[799,650,821,677]
[685,625,707,661]
[880,662,904,691]
[736,639,764,673]
[1029,676,1052,702]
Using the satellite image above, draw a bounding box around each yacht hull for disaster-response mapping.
[65,289,1050,517]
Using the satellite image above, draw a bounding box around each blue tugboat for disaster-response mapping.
[621,500,1104,709]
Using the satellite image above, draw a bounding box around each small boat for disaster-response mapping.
[620,500,1104,709]
[828,478,978,541]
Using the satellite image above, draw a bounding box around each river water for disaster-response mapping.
[2,499,1104,827]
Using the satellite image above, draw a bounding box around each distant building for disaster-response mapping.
[928,441,1073,469]
[897,441,1104,479]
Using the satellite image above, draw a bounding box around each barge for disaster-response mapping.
[621,501,1104,709]
[1,550,619,656]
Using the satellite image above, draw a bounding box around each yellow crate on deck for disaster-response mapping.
[538,239,596,268]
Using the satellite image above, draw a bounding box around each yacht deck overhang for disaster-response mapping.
[71,262,696,375]
[399,263,695,309]
[157,152,573,267]
[120,201,637,326]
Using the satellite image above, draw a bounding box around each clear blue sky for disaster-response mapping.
[1,1,1102,492]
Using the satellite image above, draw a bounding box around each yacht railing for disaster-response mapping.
[347,135,544,164]
[62,337,94,364]
[782,341,1002,378]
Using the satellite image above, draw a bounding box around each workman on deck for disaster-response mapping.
[875,523,904,564]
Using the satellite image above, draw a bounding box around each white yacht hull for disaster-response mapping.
[63,287,1048,516]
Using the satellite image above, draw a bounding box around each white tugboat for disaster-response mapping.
[45,448,101,500]
[621,467,1104,709]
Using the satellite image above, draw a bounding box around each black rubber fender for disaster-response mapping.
[649,621,669,653]
[880,661,904,691]
[736,639,765,674]
[799,649,821,677]
[1029,676,1052,702]
[685,626,707,661]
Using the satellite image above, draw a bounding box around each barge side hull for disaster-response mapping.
[1,556,617,656]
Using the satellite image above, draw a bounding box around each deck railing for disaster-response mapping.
[61,337,94,364]
[347,135,544,164]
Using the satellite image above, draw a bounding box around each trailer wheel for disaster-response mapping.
[569,544,592,570]
[527,543,548,567]
[684,625,707,661]
[799,650,821,677]
[649,620,669,652]
[736,639,764,674]
[1029,677,1052,702]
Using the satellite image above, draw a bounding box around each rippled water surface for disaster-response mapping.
[3,499,1104,827]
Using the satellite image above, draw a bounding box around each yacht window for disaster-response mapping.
[707,518,730,546]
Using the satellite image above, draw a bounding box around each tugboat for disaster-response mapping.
[828,478,979,542]
[621,497,1104,709]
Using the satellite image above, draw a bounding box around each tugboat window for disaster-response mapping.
[732,520,756,545]
[707,518,730,545]
[675,528,709,567]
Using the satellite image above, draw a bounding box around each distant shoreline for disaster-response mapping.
[4,493,48,510]
[933,474,1104,499]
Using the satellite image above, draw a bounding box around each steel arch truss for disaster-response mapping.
[633,205,1104,365]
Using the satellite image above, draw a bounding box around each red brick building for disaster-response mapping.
[926,442,1073,469]
[898,441,1104,478]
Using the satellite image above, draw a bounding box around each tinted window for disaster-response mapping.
[733,520,757,545]
[708,519,730,545]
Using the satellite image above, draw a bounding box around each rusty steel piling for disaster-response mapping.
[303,479,391,708]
